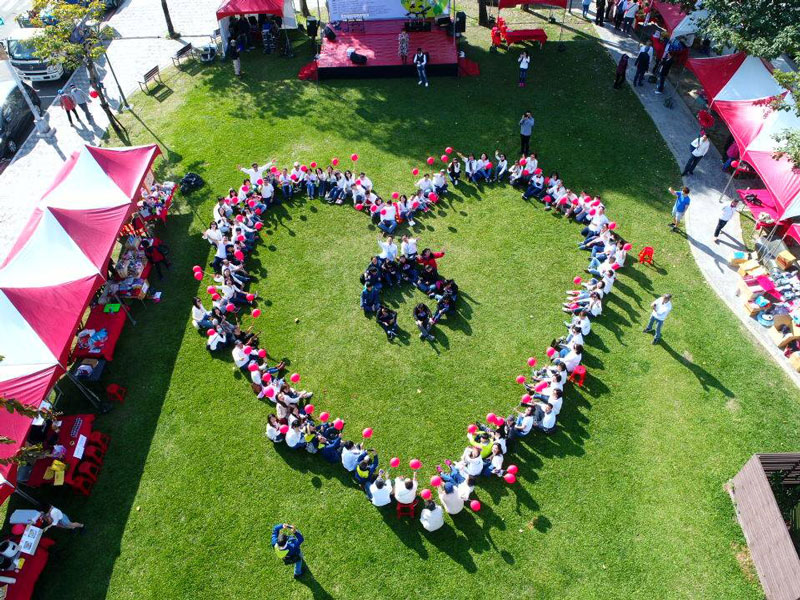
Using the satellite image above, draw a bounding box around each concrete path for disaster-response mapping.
[589,14,800,387]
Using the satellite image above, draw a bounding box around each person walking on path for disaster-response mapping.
[228,37,242,78]
[613,54,628,89]
[582,0,592,18]
[595,0,606,24]
[271,523,305,578]
[414,48,429,87]
[68,84,93,122]
[57,89,80,126]
[654,51,673,94]
[622,0,639,33]
[713,198,740,243]
[398,30,409,64]
[519,112,534,156]
[632,41,652,86]
[681,133,710,176]
[668,186,691,231]
[518,51,530,87]
[643,293,672,344]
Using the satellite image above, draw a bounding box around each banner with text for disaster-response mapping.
[328,0,449,21]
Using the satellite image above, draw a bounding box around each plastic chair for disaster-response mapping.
[88,431,111,453]
[70,475,94,497]
[568,365,587,387]
[82,444,105,465]
[77,461,100,483]
[396,499,418,519]
[638,246,654,265]
[106,383,127,404]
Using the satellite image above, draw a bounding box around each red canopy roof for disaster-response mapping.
[652,0,685,33]
[713,99,775,154]
[498,0,567,8]
[216,0,283,19]
[686,53,746,101]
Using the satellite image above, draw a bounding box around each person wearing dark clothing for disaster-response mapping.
[360,284,380,315]
[613,54,629,88]
[376,306,399,340]
[398,256,418,284]
[271,524,305,578]
[414,303,435,341]
[613,0,625,29]
[227,38,241,77]
[141,240,170,279]
[381,259,400,287]
[416,264,440,295]
[432,295,453,324]
[633,43,652,86]
[655,52,674,94]
[595,0,606,24]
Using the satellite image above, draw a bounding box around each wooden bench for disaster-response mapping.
[172,43,194,67]
[138,66,163,93]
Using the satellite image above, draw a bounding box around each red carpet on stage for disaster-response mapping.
[315,19,459,79]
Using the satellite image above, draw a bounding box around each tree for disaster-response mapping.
[30,0,127,140]
[161,0,179,39]
[666,0,800,166]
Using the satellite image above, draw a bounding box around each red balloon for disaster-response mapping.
[301,165,308,172]
[522,169,530,176]
[206,328,216,337]
[362,427,373,438]
[351,153,359,161]
[193,272,203,280]
[507,464,519,475]
[237,234,246,242]
[521,394,532,404]
[89,89,99,98]
[270,166,278,173]
[304,404,315,414]
[243,345,253,355]
[256,178,264,185]
[441,155,448,163]
[445,147,453,154]
[731,160,740,169]
[319,411,330,422]
[258,349,267,358]
[426,157,435,166]
[333,418,345,431]
[503,473,517,484]
[192,265,202,272]
[412,168,420,176]
[252,308,262,318]
[206,286,215,294]
[234,250,245,261]
[264,387,275,398]
[331,157,339,166]
[246,293,255,302]
[516,375,526,384]
[467,424,478,434]
[211,293,220,301]
[310,161,317,168]
[546,346,556,357]
[290,174,298,181]
[409,458,422,470]
[279,424,289,434]
[391,192,399,200]
[255,222,263,230]
[519,159,526,166]
[248,362,258,372]
[355,203,364,211]
[429,193,438,203]
[470,500,481,511]
[226,303,236,312]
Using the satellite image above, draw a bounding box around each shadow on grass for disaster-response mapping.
[660,340,735,397]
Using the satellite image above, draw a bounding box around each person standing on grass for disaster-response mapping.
[681,133,710,176]
[643,293,672,344]
[414,48,429,87]
[271,523,305,578]
[228,37,242,78]
[613,54,628,89]
[398,30,409,64]
[519,111,534,156]
[713,198,740,243]
[518,51,530,87]
[595,0,606,25]
[668,186,691,231]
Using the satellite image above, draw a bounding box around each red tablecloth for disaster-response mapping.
[72,305,127,361]
[0,537,54,600]
[27,414,95,489]
[503,29,547,46]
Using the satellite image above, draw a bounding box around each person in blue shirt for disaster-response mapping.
[669,186,691,231]
[271,523,305,578]
[360,283,380,316]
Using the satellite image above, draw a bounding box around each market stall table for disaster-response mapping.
[26,414,96,491]
[72,305,127,362]
[502,28,547,47]
[0,536,54,600]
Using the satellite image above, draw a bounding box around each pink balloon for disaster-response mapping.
[252,308,262,318]
[243,345,253,355]
[391,192,399,200]
[493,415,506,426]
[573,276,582,285]
[234,250,245,261]
[522,169,530,176]
[258,349,267,359]
[207,286,216,295]
[362,427,373,438]
[441,155,448,163]
[486,412,496,424]
[290,373,300,383]
[256,178,264,185]
[411,201,420,209]
[507,464,518,475]
[247,200,255,209]
[527,357,537,367]
[430,475,442,487]
[248,362,259,372]
[429,193,438,203]
[608,222,617,230]
[264,387,275,398]
[255,222,263,230]
[409,459,421,470]
[370,205,378,213]
[206,328,215,337]
[193,272,203,280]
[380,208,387,215]
[623,243,632,251]
[301,165,308,172]
[270,166,278,173]
[420,488,432,500]
[333,418,344,431]
[290,174,298,181]
[319,412,330,423]
[356,179,362,186]
[350,153,359,161]
[242,185,249,193]
[355,203,364,211]
[192,265,202,272]
[588,209,597,216]
[236,214,244,222]
[279,424,289,434]
[546,347,556,358]
[389,457,400,468]
[412,168,420,176]
[263,373,272,384]
[504,473,517,484]
[535,381,548,392]
[516,375,526,385]
[331,157,339,166]
[470,500,481,511]
[521,394,532,404]
[426,156,435,165]
[445,147,453,154]
[467,424,478,435]
[304,404,315,414]
[246,293,255,302]
[518,159,526,166]
[226,303,236,313]
[611,263,621,271]
[310,161,317,168]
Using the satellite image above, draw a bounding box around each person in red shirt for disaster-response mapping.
[416,248,445,270]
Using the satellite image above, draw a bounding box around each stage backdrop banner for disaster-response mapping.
[328,0,449,21]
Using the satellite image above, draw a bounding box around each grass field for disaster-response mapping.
[21,6,800,599]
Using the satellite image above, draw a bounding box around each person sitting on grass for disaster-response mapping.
[417,248,445,270]
[565,310,592,337]
[285,420,306,449]
[341,440,365,472]
[266,414,284,443]
[494,151,508,182]
[457,152,479,183]
[522,169,545,200]
[192,297,214,330]
[206,323,229,353]
[458,446,485,478]
[553,344,583,374]
[437,481,464,515]
[378,236,398,262]
[398,256,418,284]
[368,470,393,506]
[433,169,448,196]
[437,461,476,502]
[416,264,441,296]
[414,303,435,341]
[532,401,557,433]
[354,449,380,489]
[394,472,418,505]
[513,405,536,438]
[420,500,444,532]
[431,294,454,324]
[360,283,380,316]
[380,259,400,288]
[376,306,399,340]
[378,202,398,235]
[447,157,461,186]
[482,442,505,477]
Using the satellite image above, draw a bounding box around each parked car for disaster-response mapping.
[4,28,65,82]
[0,78,42,157]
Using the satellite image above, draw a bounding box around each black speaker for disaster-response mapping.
[349,51,367,65]
[455,11,466,33]
[307,18,319,39]
[324,25,336,41]
[435,15,451,26]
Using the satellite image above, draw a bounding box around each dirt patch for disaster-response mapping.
[682,350,694,362]
[725,397,740,412]
[732,541,757,583]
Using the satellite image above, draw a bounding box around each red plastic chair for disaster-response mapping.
[77,461,101,483]
[396,499,418,519]
[70,475,94,497]
[83,444,105,465]
[88,431,111,453]
[106,384,127,404]
[568,365,587,387]
[638,246,654,265]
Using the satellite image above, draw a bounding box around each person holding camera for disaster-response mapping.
[271,523,305,578]
[519,112,534,156]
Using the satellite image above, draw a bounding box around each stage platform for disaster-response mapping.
[316,19,459,79]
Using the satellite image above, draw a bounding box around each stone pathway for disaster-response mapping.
[589,13,800,387]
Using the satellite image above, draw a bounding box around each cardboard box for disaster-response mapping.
[737,279,765,301]
[790,353,800,372]
[777,250,797,271]
[747,266,769,278]
[738,259,760,275]
[730,251,753,266]
[767,315,800,349]
[744,300,762,317]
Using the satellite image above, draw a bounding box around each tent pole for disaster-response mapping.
[557,7,566,51]
[715,167,736,204]
[13,485,44,508]
[114,293,137,326]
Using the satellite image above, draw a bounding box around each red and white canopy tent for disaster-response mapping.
[215,0,297,54]
[0,143,161,505]
[650,0,707,41]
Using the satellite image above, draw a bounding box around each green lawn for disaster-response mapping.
[23,6,800,599]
